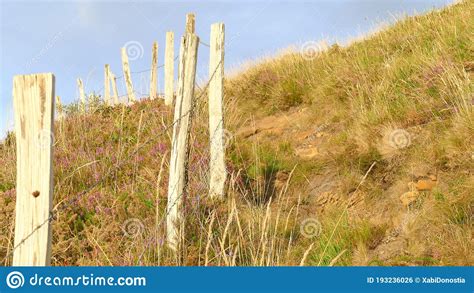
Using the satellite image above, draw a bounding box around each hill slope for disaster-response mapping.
[0,1,472,266]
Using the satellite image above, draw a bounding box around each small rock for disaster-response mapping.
[463,61,474,72]
[295,130,314,141]
[400,191,419,208]
[274,171,290,190]
[414,178,437,191]
[237,127,258,138]
[295,146,319,159]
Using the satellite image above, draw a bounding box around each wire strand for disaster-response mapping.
[2,57,223,265]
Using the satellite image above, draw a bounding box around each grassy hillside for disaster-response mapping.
[1,1,472,266]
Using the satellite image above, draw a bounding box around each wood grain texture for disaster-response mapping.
[150,42,158,100]
[166,34,199,252]
[208,23,226,199]
[185,13,195,34]
[121,48,136,103]
[12,73,55,266]
[164,32,175,106]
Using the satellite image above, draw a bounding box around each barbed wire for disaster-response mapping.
[1,57,223,265]
[88,37,218,99]
[134,54,225,263]
[199,40,211,48]
[83,39,212,98]
[85,55,180,97]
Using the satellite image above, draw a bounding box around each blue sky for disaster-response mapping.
[0,0,454,139]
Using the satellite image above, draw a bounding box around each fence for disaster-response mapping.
[8,13,227,266]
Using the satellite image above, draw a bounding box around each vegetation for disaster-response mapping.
[0,0,472,266]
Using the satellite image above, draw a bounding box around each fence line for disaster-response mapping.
[7,16,227,265]
[77,55,179,105]
[4,50,224,266]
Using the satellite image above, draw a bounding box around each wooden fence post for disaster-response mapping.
[185,13,195,34]
[166,34,199,252]
[56,95,63,119]
[110,72,119,105]
[150,41,158,100]
[164,32,175,106]
[104,64,111,105]
[12,73,55,266]
[208,23,226,199]
[77,78,86,112]
[121,47,136,103]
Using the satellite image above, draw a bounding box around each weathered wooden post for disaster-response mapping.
[104,64,111,105]
[121,47,136,103]
[110,72,119,105]
[164,32,175,106]
[185,13,195,34]
[166,33,199,251]
[55,95,63,119]
[77,78,86,112]
[208,23,226,199]
[150,41,158,100]
[12,73,55,266]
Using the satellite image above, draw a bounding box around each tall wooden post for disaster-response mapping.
[110,72,119,105]
[164,32,175,106]
[150,41,158,100]
[12,73,55,266]
[166,34,199,252]
[77,78,86,112]
[185,13,195,34]
[104,64,111,105]
[55,95,63,119]
[208,23,226,199]
[121,47,136,103]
